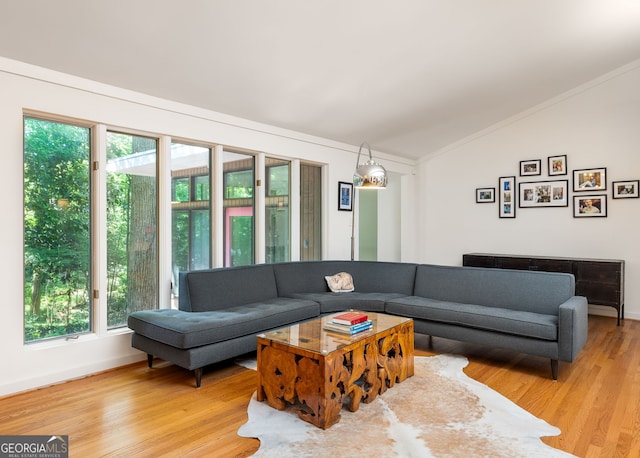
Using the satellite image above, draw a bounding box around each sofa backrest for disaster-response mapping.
[414,264,575,315]
[179,264,278,312]
[273,261,417,296]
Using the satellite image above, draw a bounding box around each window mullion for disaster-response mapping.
[255,153,266,264]
[158,135,172,309]
[213,145,224,268]
[291,160,301,261]
[94,123,108,335]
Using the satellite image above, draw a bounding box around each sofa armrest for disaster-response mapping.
[558,296,589,362]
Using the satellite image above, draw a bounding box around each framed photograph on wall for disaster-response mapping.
[338,181,353,211]
[548,154,567,176]
[574,194,607,217]
[476,187,495,203]
[519,159,541,176]
[518,180,569,208]
[498,176,516,218]
[612,180,639,199]
[573,167,606,192]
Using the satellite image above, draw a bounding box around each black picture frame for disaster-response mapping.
[520,159,541,176]
[338,181,353,211]
[612,180,639,199]
[476,187,495,203]
[573,167,606,192]
[499,176,516,218]
[573,194,607,217]
[548,155,567,176]
[518,180,569,208]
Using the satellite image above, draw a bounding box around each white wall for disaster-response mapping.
[418,60,640,321]
[0,57,415,396]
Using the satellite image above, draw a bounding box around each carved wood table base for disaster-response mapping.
[256,314,414,429]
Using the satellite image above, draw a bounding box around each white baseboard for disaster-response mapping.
[588,304,638,322]
[0,353,146,398]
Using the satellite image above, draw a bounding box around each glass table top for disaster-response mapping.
[257,311,412,355]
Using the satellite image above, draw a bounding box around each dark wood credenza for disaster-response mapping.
[462,253,625,325]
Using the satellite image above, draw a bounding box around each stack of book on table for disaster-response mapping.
[323,311,373,335]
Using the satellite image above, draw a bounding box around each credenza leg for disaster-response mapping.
[617,304,624,326]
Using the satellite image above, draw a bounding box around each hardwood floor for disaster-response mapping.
[1,315,638,457]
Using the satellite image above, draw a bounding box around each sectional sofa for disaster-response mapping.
[127,261,588,387]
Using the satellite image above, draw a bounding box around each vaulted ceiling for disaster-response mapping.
[1,1,639,159]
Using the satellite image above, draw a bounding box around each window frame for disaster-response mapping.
[23,114,94,343]
[22,111,324,343]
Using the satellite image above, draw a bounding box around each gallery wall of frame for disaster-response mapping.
[474,154,639,219]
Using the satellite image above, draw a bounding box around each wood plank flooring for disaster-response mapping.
[1,315,638,457]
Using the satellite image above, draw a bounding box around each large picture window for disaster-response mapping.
[23,117,92,342]
[23,114,323,341]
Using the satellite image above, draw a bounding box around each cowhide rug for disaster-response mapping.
[236,354,575,457]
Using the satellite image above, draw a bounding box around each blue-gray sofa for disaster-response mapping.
[127,261,588,387]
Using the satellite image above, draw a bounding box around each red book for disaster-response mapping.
[332,311,368,326]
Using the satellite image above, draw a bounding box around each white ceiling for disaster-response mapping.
[1,1,640,160]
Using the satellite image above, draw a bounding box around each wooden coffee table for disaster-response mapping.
[256,311,414,429]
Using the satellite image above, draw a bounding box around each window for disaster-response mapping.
[23,113,324,341]
[106,132,158,327]
[223,150,255,267]
[23,117,92,342]
[300,163,322,260]
[265,158,290,263]
[171,142,212,302]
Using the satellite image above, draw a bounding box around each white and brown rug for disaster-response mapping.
[237,354,575,457]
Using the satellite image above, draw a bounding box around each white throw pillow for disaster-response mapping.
[325,272,355,293]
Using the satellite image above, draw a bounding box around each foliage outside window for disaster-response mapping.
[267,164,289,196]
[172,178,190,202]
[106,132,158,327]
[23,117,91,342]
[194,175,209,201]
[225,170,253,199]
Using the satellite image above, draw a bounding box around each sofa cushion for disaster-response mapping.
[385,296,558,341]
[287,292,406,314]
[128,297,319,349]
[179,264,278,312]
[414,264,574,315]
